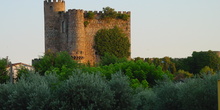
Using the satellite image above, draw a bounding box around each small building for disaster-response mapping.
[7,63,34,81]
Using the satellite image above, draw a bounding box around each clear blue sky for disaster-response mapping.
[1,0,220,64]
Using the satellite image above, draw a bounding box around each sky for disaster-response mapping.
[0,0,220,65]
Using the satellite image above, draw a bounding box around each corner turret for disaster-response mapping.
[44,0,65,12]
[44,0,66,52]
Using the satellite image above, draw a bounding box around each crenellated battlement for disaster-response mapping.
[84,10,131,15]
[67,9,84,14]
[44,0,65,3]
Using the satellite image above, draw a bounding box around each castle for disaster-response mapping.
[44,0,131,64]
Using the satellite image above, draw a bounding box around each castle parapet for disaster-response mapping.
[67,9,84,15]
[84,10,131,15]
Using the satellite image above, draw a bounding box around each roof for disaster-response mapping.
[7,62,33,68]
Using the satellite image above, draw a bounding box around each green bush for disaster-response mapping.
[117,13,130,21]
[108,72,135,110]
[200,66,215,75]
[133,88,156,110]
[100,52,128,66]
[33,51,78,80]
[0,83,14,109]
[82,60,173,88]
[178,74,218,110]
[153,81,182,110]
[84,11,95,19]
[52,71,114,110]
[0,73,54,110]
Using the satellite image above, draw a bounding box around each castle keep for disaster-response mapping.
[44,0,131,64]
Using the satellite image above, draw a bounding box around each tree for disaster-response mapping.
[173,50,220,74]
[100,52,127,66]
[33,51,78,80]
[190,50,220,74]
[200,66,215,75]
[102,7,117,19]
[145,57,177,74]
[0,58,9,83]
[174,70,193,81]
[17,66,30,80]
[94,26,130,58]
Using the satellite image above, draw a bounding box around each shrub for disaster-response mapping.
[52,71,114,110]
[84,11,95,19]
[200,66,215,75]
[133,88,156,110]
[153,81,182,110]
[108,72,135,110]
[0,83,15,109]
[33,51,78,79]
[174,69,193,81]
[117,13,130,21]
[178,74,218,110]
[100,52,127,66]
[0,73,53,110]
[84,21,89,27]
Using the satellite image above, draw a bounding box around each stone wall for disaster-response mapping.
[83,11,131,64]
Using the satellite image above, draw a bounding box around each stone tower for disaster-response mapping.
[44,0,65,52]
[44,0,131,65]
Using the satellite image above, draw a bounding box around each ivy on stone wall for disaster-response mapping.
[84,7,130,21]
[94,26,130,58]
[84,21,89,27]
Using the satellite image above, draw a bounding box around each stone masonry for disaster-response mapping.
[44,0,131,65]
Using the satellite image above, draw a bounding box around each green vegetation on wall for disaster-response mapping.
[84,21,89,27]
[101,7,130,21]
[94,26,130,58]
[84,11,95,19]
[84,7,130,21]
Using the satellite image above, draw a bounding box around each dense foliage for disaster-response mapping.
[1,51,220,109]
[94,27,130,58]
[32,51,78,80]
[82,59,172,88]
[144,57,176,74]
[0,70,219,110]
[99,52,128,66]
[0,58,9,83]
[174,50,220,74]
